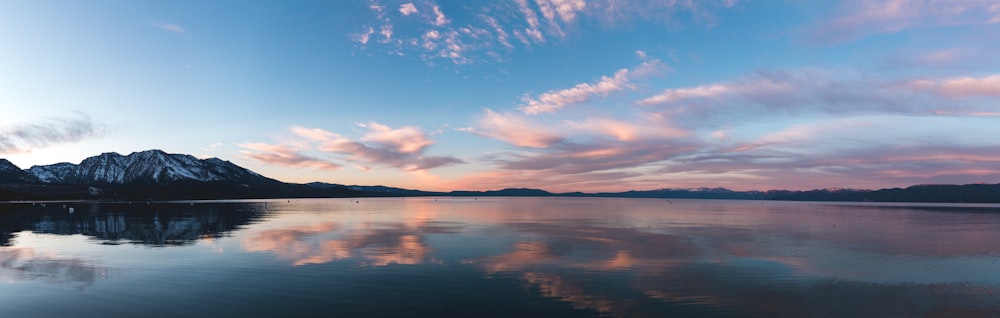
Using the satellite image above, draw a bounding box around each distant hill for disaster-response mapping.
[449,188,554,197]
[305,182,442,197]
[3,149,1000,203]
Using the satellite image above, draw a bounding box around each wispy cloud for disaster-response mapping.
[239,143,342,170]
[520,60,666,115]
[245,123,463,172]
[636,69,1000,128]
[907,74,1000,97]
[656,116,1000,190]
[0,112,104,155]
[152,22,185,34]
[810,0,1000,43]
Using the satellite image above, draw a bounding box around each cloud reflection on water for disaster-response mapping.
[0,246,108,288]
[460,208,1000,317]
[230,199,1000,316]
[241,220,463,267]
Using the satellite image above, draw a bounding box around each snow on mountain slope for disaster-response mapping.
[0,159,39,183]
[26,162,75,183]
[26,149,275,185]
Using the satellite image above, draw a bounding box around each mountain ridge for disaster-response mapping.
[3,149,1000,203]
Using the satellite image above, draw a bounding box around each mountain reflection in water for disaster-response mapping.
[0,201,271,246]
[2,198,1000,317]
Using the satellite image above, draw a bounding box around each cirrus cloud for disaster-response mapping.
[352,0,743,66]
[0,112,105,155]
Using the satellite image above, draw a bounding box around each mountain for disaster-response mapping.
[3,149,365,200]
[27,150,274,185]
[0,159,38,183]
[305,182,442,196]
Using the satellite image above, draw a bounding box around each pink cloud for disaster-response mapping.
[357,122,433,153]
[432,5,449,26]
[238,143,342,171]
[292,123,463,171]
[243,123,461,173]
[353,26,375,44]
[399,3,418,16]
[566,117,689,142]
[637,78,789,106]
[634,69,1000,128]
[908,74,1000,97]
[811,0,1000,43]
[470,109,564,148]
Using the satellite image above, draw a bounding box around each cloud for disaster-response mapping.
[241,222,349,266]
[380,24,393,42]
[468,109,564,148]
[460,65,1000,192]
[239,143,342,170]
[455,107,698,192]
[520,60,666,115]
[0,112,104,154]
[244,123,462,172]
[520,69,631,115]
[515,0,546,43]
[243,220,461,267]
[432,5,449,26]
[351,1,742,66]
[152,22,184,34]
[399,3,418,16]
[636,69,1000,129]
[810,0,1000,43]
[353,26,376,44]
[292,123,463,171]
[650,115,1000,190]
[565,117,688,142]
[907,74,1000,97]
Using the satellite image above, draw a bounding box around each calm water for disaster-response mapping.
[3,198,1000,317]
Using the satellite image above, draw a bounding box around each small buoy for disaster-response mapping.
[68,207,74,214]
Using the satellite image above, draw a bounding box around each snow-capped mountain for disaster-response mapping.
[0,159,39,183]
[26,149,275,185]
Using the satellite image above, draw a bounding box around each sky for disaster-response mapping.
[2,0,1000,192]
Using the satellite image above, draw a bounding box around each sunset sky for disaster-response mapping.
[2,0,1000,192]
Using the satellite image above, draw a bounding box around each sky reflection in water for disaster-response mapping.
[2,198,1000,317]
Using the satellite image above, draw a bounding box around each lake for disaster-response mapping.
[2,197,1000,317]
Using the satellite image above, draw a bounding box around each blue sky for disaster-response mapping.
[2,0,1000,192]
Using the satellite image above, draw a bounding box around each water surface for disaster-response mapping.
[3,198,1000,317]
